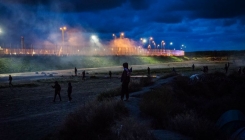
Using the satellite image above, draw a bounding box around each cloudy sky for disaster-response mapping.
[0,0,244,52]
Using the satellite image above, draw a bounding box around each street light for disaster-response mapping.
[161,40,165,50]
[148,37,153,49]
[112,34,117,39]
[60,26,67,55]
[120,32,124,39]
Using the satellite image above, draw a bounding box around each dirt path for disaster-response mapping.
[0,77,121,140]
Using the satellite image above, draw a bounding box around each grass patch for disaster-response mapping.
[112,117,155,140]
[58,99,128,140]
[0,55,187,74]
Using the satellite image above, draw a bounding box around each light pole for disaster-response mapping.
[148,37,153,49]
[112,34,117,39]
[60,26,66,55]
[120,32,124,39]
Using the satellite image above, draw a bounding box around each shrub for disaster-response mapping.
[139,86,184,128]
[168,110,220,140]
[97,88,121,101]
[111,117,155,140]
[58,99,128,140]
[139,76,154,87]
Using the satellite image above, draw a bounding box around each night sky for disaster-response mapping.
[0,0,244,52]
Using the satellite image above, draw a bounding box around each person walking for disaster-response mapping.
[109,71,112,79]
[82,70,85,80]
[225,64,228,74]
[121,62,131,101]
[67,82,72,102]
[52,81,62,102]
[9,75,13,87]
[192,64,195,71]
[75,67,77,76]
[147,67,150,76]
[238,67,242,75]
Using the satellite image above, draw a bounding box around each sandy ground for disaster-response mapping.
[0,60,244,140]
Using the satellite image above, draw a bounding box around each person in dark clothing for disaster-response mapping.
[243,67,245,75]
[172,67,176,73]
[225,64,228,74]
[67,82,72,102]
[121,62,131,101]
[147,67,150,76]
[238,67,242,75]
[192,64,195,71]
[9,75,13,87]
[82,70,85,80]
[75,67,77,76]
[52,81,61,102]
[109,71,112,79]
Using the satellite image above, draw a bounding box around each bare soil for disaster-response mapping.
[0,76,121,140]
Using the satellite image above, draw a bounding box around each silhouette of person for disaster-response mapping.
[82,70,85,80]
[109,71,112,79]
[243,67,245,75]
[238,67,242,75]
[147,67,150,75]
[52,81,62,102]
[225,64,228,74]
[121,62,131,101]
[172,67,176,73]
[67,82,72,102]
[75,67,77,76]
[192,64,195,71]
[9,75,13,87]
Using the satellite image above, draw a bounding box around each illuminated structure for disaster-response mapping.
[0,47,184,56]
[0,34,184,56]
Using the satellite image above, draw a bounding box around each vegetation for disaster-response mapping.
[0,55,186,73]
[140,71,245,140]
[57,99,154,140]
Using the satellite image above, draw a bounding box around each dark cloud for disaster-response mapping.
[3,0,51,5]
[129,0,151,10]
[168,0,245,19]
[153,13,184,23]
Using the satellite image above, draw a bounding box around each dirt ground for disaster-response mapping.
[0,60,244,140]
[0,76,122,140]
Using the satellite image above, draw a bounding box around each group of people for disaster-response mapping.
[224,62,230,73]
[74,67,86,80]
[52,63,132,102]
[52,81,72,102]
[238,67,245,75]
[10,61,245,103]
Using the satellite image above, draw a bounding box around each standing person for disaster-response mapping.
[225,64,228,74]
[75,67,77,76]
[82,70,85,80]
[52,81,62,102]
[121,62,131,101]
[9,75,13,87]
[172,67,176,73]
[109,71,112,79]
[67,82,72,102]
[238,67,242,75]
[242,67,245,75]
[192,64,195,71]
[147,67,150,76]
